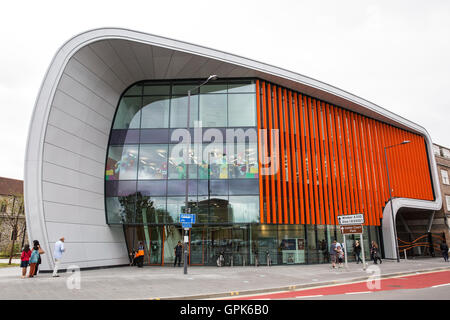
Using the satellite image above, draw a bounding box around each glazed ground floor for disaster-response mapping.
[122,224,382,266]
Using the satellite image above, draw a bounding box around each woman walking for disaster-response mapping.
[353,240,363,264]
[20,244,32,278]
[31,240,45,276]
[370,241,382,264]
[28,244,40,278]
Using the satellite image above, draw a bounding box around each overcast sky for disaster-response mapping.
[1,0,449,181]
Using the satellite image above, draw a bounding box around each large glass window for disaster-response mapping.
[113,97,141,129]
[199,94,227,127]
[138,145,168,180]
[228,94,256,127]
[106,79,258,226]
[170,95,199,128]
[106,145,139,180]
[141,96,170,128]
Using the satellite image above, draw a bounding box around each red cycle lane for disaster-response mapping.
[228,270,450,300]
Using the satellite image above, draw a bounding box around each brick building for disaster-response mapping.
[0,177,27,256]
[433,144,450,246]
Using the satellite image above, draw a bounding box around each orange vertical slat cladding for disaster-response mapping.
[319,102,331,225]
[308,98,319,224]
[372,121,387,221]
[353,114,366,220]
[336,108,350,215]
[317,101,329,224]
[331,105,344,220]
[380,123,391,203]
[287,91,299,224]
[278,87,288,224]
[256,80,264,224]
[403,131,415,199]
[304,96,314,224]
[325,104,338,225]
[364,117,377,226]
[293,94,305,225]
[395,127,406,197]
[273,86,283,224]
[410,133,421,199]
[261,82,270,224]
[267,84,276,224]
[343,111,356,216]
[349,112,362,215]
[313,100,325,224]
[299,94,309,225]
[370,119,384,225]
[418,136,433,200]
[356,115,370,226]
[366,118,380,225]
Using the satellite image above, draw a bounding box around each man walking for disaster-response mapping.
[329,240,338,269]
[440,240,449,262]
[53,237,65,277]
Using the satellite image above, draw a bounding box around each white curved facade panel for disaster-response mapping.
[25,27,441,270]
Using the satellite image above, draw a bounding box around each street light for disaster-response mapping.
[384,140,410,262]
[183,75,218,274]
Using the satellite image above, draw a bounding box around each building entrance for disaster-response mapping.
[123,225,250,266]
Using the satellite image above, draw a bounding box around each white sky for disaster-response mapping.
[0,0,449,180]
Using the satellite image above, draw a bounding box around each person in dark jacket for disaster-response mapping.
[353,240,363,264]
[440,241,449,262]
[370,241,382,264]
[32,240,45,276]
[174,241,183,267]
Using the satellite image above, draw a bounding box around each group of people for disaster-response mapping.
[329,239,382,268]
[19,237,65,278]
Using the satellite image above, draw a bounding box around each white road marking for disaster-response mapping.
[432,283,450,288]
[345,291,372,295]
[296,295,323,299]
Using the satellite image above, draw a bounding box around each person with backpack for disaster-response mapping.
[329,240,339,269]
[440,240,449,262]
[20,244,32,279]
[336,243,344,268]
[31,240,45,276]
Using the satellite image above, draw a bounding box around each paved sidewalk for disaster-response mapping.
[0,257,448,300]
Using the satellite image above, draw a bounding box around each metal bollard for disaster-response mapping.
[266,251,271,266]
[404,249,407,260]
[231,255,233,267]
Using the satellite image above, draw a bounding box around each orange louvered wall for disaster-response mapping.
[256,80,434,226]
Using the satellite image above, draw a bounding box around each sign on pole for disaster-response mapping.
[337,214,364,225]
[340,225,363,234]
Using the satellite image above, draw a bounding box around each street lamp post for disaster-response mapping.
[384,140,410,263]
[183,75,218,275]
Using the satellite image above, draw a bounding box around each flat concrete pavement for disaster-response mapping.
[0,257,449,300]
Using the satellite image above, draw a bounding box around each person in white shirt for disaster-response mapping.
[53,237,65,277]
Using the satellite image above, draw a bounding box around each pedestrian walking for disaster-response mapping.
[329,240,339,269]
[20,244,31,278]
[174,241,183,267]
[370,241,382,264]
[336,243,344,268]
[353,240,363,264]
[32,240,45,276]
[28,244,40,278]
[53,237,65,277]
[440,240,449,262]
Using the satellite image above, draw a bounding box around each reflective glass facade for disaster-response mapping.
[105,78,381,266]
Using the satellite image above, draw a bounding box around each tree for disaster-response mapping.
[0,194,25,264]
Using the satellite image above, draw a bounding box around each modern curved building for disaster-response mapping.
[25,28,441,271]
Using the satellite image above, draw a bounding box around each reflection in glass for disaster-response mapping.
[199,94,227,127]
[135,196,167,224]
[170,95,198,128]
[143,84,170,95]
[113,97,141,129]
[228,81,255,93]
[141,96,170,128]
[228,143,258,179]
[168,144,197,179]
[138,145,168,180]
[200,83,227,94]
[228,94,256,127]
[229,196,259,223]
[106,145,139,180]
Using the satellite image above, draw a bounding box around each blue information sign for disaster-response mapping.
[179,213,196,224]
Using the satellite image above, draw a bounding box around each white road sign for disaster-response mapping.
[337,214,364,225]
